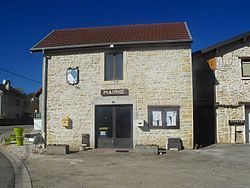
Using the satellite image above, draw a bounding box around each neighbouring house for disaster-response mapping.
[32,87,42,114]
[30,22,194,150]
[0,80,33,125]
[32,87,43,131]
[193,31,250,146]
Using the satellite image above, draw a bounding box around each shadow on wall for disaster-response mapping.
[192,51,218,148]
[138,120,150,132]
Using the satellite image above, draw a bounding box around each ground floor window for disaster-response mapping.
[148,106,180,129]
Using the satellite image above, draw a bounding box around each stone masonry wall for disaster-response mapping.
[45,46,193,150]
[215,41,250,143]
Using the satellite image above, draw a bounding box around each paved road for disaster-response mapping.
[27,144,250,188]
[0,151,14,188]
[0,125,33,188]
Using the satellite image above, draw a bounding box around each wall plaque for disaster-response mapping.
[229,120,245,126]
[66,67,79,85]
[101,89,129,96]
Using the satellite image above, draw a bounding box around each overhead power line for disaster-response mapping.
[0,67,41,84]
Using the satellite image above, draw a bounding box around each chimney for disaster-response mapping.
[5,80,10,90]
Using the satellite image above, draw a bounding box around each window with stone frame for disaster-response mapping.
[148,106,180,129]
[242,59,250,77]
[105,53,123,81]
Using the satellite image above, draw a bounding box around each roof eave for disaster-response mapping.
[201,31,250,54]
[30,29,56,53]
[30,39,192,53]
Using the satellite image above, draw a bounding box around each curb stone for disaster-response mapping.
[0,130,32,188]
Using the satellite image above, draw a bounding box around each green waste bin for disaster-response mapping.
[5,138,10,145]
[16,137,24,146]
[14,127,24,137]
[9,134,16,141]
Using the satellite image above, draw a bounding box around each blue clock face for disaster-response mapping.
[66,68,79,85]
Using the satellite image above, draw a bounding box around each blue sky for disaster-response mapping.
[0,0,250,93]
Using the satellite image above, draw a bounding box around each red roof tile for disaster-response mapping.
[31,22,192,51]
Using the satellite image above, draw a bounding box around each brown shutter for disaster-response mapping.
[207,57,217,70]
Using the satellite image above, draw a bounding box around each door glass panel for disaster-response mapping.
[245,107,250,143]
[96,106,113,138]
[115,106,131,138]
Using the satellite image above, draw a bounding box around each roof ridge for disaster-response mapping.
[55,22,186,32]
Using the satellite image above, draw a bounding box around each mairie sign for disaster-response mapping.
[101,89,129,96]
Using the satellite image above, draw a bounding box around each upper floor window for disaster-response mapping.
[148,106,180,129]
[16,99,20,106]
[105,53,123,81]
[242,59,250,77]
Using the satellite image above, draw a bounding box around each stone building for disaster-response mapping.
[31,22,193,150]
[0,80,33,125]
[193,31,250,146]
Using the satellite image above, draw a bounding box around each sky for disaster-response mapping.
[0,0,250,94]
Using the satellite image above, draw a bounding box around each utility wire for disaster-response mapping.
[0,51,33,59]
[0,67,41,84]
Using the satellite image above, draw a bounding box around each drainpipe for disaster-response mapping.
[42,49,48,147]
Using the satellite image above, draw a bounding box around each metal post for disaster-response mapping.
[42,50,48,147]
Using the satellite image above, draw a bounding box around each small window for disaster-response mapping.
[105,53,123,81]
[242,60,250,77]
[16,99,20,106]
[148,106,180,129]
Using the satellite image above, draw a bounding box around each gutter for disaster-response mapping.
[30,39,193,52]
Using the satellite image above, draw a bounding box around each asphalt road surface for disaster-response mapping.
[0,151,14,188]
[0,125,33,188]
